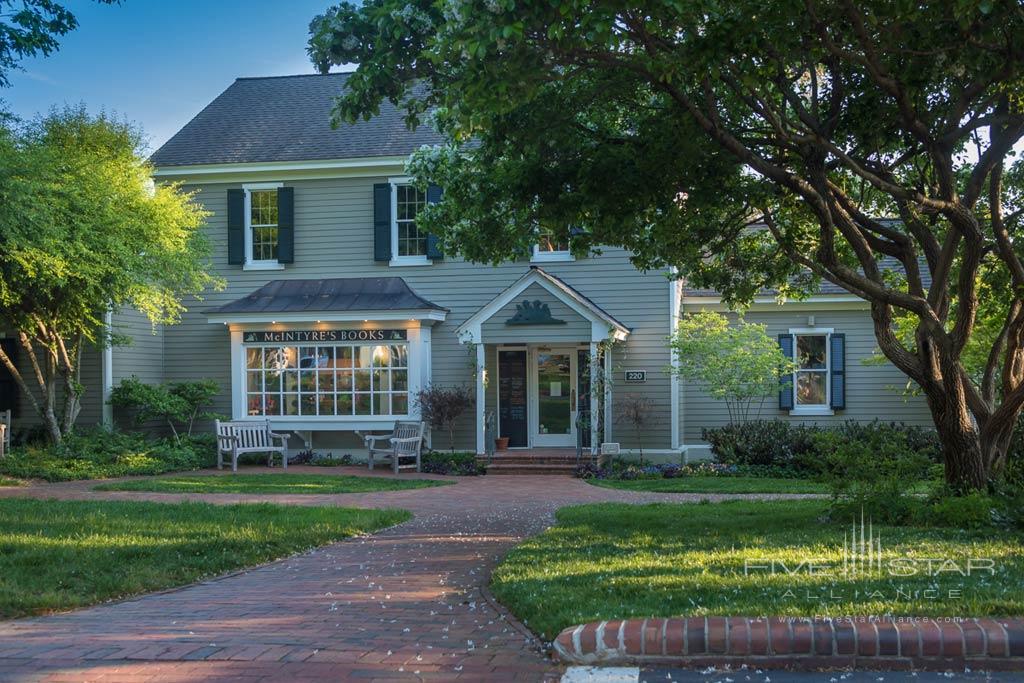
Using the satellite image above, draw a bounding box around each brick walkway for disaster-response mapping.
[0,468,819,682]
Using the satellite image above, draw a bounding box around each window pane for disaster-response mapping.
[391,370,408,391]
[299,371,316,392]
[283,371,299,392]
[537,225,570,252]
[797,371,827,405]
[797,335,827,369]
[247,371,262,392]
[354,369,372,391]
[375,392,389,415]
[389,345,407,368]
[371,345,390,367]
[337,370,353,391]
[282,393,299,415]
[264,372,281,392]
[246,348,262,369]
[318,394,335,416]
[336,346,353,366]
[337,394,353,415]
[373,369,390,392]
[354,394,372,415]
[300,394,317,416]
[353,346,373,369]
[392,394,408,415]
[318,371,335,392]
[247,394,264,416]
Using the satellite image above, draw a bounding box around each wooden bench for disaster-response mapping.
[215,419,291,472]
[362,421,425,474]
[0,410,10,458]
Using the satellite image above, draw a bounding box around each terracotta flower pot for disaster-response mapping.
[495,436,510,451]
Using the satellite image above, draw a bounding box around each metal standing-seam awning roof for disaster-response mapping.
[206,277,448,324]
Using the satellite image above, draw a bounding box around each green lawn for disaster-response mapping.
[588,476,827,494]
[0,498,409,618]
[94,473,451,494]
[490,500,1024,640]
[0,476,23,486]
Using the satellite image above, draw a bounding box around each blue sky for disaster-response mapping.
[1,0,346,153]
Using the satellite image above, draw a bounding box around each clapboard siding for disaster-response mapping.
[111,308,164,385]
[678,307,933,442]
[152,176,675,450]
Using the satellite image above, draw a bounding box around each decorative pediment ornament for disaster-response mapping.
[506,299,566,326]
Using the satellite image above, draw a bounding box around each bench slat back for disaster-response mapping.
[217,420,275,452]
[394,421,423,441]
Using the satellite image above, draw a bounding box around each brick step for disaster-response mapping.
[484,463,578,475]
[480,456,585,465]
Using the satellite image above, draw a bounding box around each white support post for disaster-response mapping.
[603,345,613,443]
[230,327,246,420]
[589,341,599,455]
[669,278,682,451]
[475,343,486,455]
[101,309,114,428]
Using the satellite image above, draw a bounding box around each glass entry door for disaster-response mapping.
[533,348,577,447]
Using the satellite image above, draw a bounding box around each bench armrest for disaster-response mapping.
[390,436,423,445]
[267,430,290,440]
[364,434,393,445]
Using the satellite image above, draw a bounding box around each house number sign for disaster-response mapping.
[624,370,647,383]
[244,329,407,344]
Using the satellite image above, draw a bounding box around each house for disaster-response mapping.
[0,73,933,460]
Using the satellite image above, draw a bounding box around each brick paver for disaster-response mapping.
[0,468,817,681]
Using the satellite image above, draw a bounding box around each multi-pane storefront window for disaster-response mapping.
[245,344,409,417]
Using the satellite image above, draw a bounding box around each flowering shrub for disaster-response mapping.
[573,460,739,481]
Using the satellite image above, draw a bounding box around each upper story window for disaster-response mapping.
[391,183,429,265]
[532,225,574,263]
[795,333,828,408]
[243,182,285,270]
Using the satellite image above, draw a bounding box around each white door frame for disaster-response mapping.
[530,345,579,447]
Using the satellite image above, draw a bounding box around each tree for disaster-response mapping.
[414,384,474,453]
[615,393,654,465]
[0,107,221,443]
[0,0,116,87]
[309,1,1024,491]
[670,310,797,425]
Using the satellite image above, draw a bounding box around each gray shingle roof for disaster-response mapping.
[150,73,443,167]
[208,277,448,315]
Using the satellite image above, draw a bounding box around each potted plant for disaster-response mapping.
[495,436,510,451]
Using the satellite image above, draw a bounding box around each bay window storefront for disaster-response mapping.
[245,342,410,417]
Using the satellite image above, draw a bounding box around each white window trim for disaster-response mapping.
[242,182,285,271]
[530,245,575,263]
[388,177,431,267]
[788,327,835,416]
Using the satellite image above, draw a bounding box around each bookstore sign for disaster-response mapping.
[243,329,408,344]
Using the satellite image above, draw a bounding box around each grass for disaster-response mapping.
[94,473,451,494]
[0,498,409,618]
[0,476,23,486]
[490,500,1024,640]
[588,476,828,494]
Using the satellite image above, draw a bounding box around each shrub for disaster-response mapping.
[920,490,996,529]
[414,384,474,453]
[421,450,486,476]
[615,394,655,464]
[704,420,820,470]
[110,377,220,442]
[0,429,214,482]
[813,427,935,524]
[290,450,353,466]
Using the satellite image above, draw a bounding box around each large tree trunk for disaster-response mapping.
[926,391,990,492]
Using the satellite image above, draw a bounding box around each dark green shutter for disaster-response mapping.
[425,184,444,260]
[830,334,846,410]
[373,183,391,262]
[277,186,294,264]
[778,334,794,410]
[0,338,18,418]
[227,189,245,265]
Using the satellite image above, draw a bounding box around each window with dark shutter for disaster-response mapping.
[425,184,444,260]
[778,333,795,410]
[373,183,392,262]
[277,186,294,264]
[227,189,245,264]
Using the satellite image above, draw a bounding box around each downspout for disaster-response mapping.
[101,309,113,428]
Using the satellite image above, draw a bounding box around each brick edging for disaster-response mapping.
[553,617,1024,671]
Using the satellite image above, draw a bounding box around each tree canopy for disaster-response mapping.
[309,1,1024,491]
[0,0,116,87]
[0,107,221,441]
